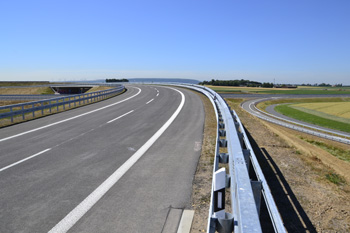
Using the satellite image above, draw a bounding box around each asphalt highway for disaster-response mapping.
[0,84,204,233]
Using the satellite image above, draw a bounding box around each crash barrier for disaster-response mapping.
[173,84,286,233]
[0,85,125,123]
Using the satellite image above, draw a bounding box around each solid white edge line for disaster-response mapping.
[0,87,142,143]
[146,98,154,104]
[107,110,134,124]
[48,87,185,233]
[0,148,52,173]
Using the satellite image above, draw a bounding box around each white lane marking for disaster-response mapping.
[146,99,154,104]
[48,87,185,233]
[0,148,52,173]
[107,110,134,124]
[156,93,159,97]
[0,88,142,143]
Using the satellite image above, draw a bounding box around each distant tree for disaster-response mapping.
[262,82,274,88]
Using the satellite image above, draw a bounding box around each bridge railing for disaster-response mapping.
[0,85,125,124]
[174,84,286,233]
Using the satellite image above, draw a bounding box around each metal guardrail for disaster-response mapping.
[243,99,350,145]
[0,85,125,123]
[173,84,286,233]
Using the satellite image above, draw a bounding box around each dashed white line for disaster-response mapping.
[0,87,142,143]
[146,99,154,104]
[0,148,52,173]
[156,93,159,97]
[48,87,185,233]
[107,110,134,124]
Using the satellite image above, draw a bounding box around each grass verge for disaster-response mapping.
[299,137,350,162]
[275,104,350,133]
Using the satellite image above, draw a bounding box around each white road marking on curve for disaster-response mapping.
[48,87,185,233]
[146,99,154,104]
[107,110,134,124]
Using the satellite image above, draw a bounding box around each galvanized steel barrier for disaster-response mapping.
[174,84,286,233]
[0,85,125,123]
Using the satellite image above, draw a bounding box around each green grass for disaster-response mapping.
[257,97,350,111]
[275,104,350,133]
[300,137,350,162]
[40,87,55,95]
[326,173,346,185]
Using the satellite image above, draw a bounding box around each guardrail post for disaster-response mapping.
[22,105,25,120]
[219,153,229,164]
[10,107,13,123]
[41,102,44,115]
[251,181,263,215]
[49,101,52,113]
[243,149,251,171]
[213,168,234,233]
[213,168,226,219]
[32,104,35,118]
[219,130,226,137]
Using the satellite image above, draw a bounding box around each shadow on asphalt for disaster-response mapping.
[244,126,317,233]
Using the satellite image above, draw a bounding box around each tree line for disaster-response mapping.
[199,79,274,88]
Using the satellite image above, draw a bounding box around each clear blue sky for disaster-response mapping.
[1,0,349,84]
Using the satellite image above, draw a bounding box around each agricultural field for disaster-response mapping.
[273,100,350,133]
[0,87,54,95]
[0,81,50,86]
[291,102,350,123]
[206,85,350,95]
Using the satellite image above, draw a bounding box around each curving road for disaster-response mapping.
[0,84,204,233]
[241,98,350,144]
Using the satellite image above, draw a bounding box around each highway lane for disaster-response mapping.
[0,85,204,233]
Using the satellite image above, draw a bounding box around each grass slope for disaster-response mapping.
[275,104,350,133]
[292,102,350,119]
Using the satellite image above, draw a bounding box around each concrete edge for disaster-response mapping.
[177,210,195,233]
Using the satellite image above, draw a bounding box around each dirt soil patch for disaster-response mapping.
[190,92,216,232]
